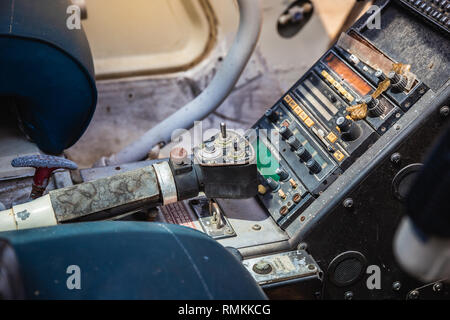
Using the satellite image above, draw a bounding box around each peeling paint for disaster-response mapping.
[50,166,160,222]
[16,209,30,221]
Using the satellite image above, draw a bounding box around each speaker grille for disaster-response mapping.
[328,251,366,287]
[333,258,363,285]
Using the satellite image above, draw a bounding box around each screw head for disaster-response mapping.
[392,281,401,292]
[390,153,401,164]
[307,264,317,271]
[433,282,443,292]
[344,291,354,300]
[440,106,449,118]
[343,198,354,208]
[297,242,308,251]
[252,224,262,231]
[408,290,419,300]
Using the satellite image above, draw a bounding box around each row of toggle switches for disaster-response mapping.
[279,126,322,174]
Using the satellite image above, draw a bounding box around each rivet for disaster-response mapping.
[440,106,449,118]
[390,153,401,164]
[343,198,354,208]
[392,281,401,291]
[252,224,262,231]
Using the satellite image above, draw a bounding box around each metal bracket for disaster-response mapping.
[189,197,236,240]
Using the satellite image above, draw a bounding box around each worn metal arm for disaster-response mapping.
[0,162,176,231]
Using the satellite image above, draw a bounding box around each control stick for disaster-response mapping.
[0,123,257,231]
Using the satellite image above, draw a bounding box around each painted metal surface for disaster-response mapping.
[243,250,321,286]
[0,195,57,232]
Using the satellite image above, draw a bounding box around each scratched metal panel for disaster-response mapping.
[362,1,450,91]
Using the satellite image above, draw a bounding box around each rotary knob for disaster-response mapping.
[336,117,362,141]
[305,158,321,174]
[375,69,386,83]
[266,178,280,191]
[388,71,408,92]
[275,167,289,181]
[265,109,279,122]
[287,136,301,150]
[295,146,311,162]
[253,261,273,275]
[279,126,293,140]
[363,95,386,117]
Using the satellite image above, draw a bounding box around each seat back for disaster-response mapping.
[0,0,97,154]
[1,222,266,300]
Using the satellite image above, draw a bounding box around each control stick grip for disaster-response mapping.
[49,164,169,222]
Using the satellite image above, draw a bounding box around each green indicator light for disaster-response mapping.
[253,138,280,181]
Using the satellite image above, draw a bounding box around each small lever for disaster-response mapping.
[209,200,223,229]
[220,122,227,139]
[11,155,78,199]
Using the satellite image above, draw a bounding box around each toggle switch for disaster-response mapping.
[275,167,290,181]
[266,178,280,191]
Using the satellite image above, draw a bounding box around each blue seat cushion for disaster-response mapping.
[1,222,266,300]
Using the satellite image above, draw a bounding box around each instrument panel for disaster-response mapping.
[217,0,450,299]
[250,24,429,230]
